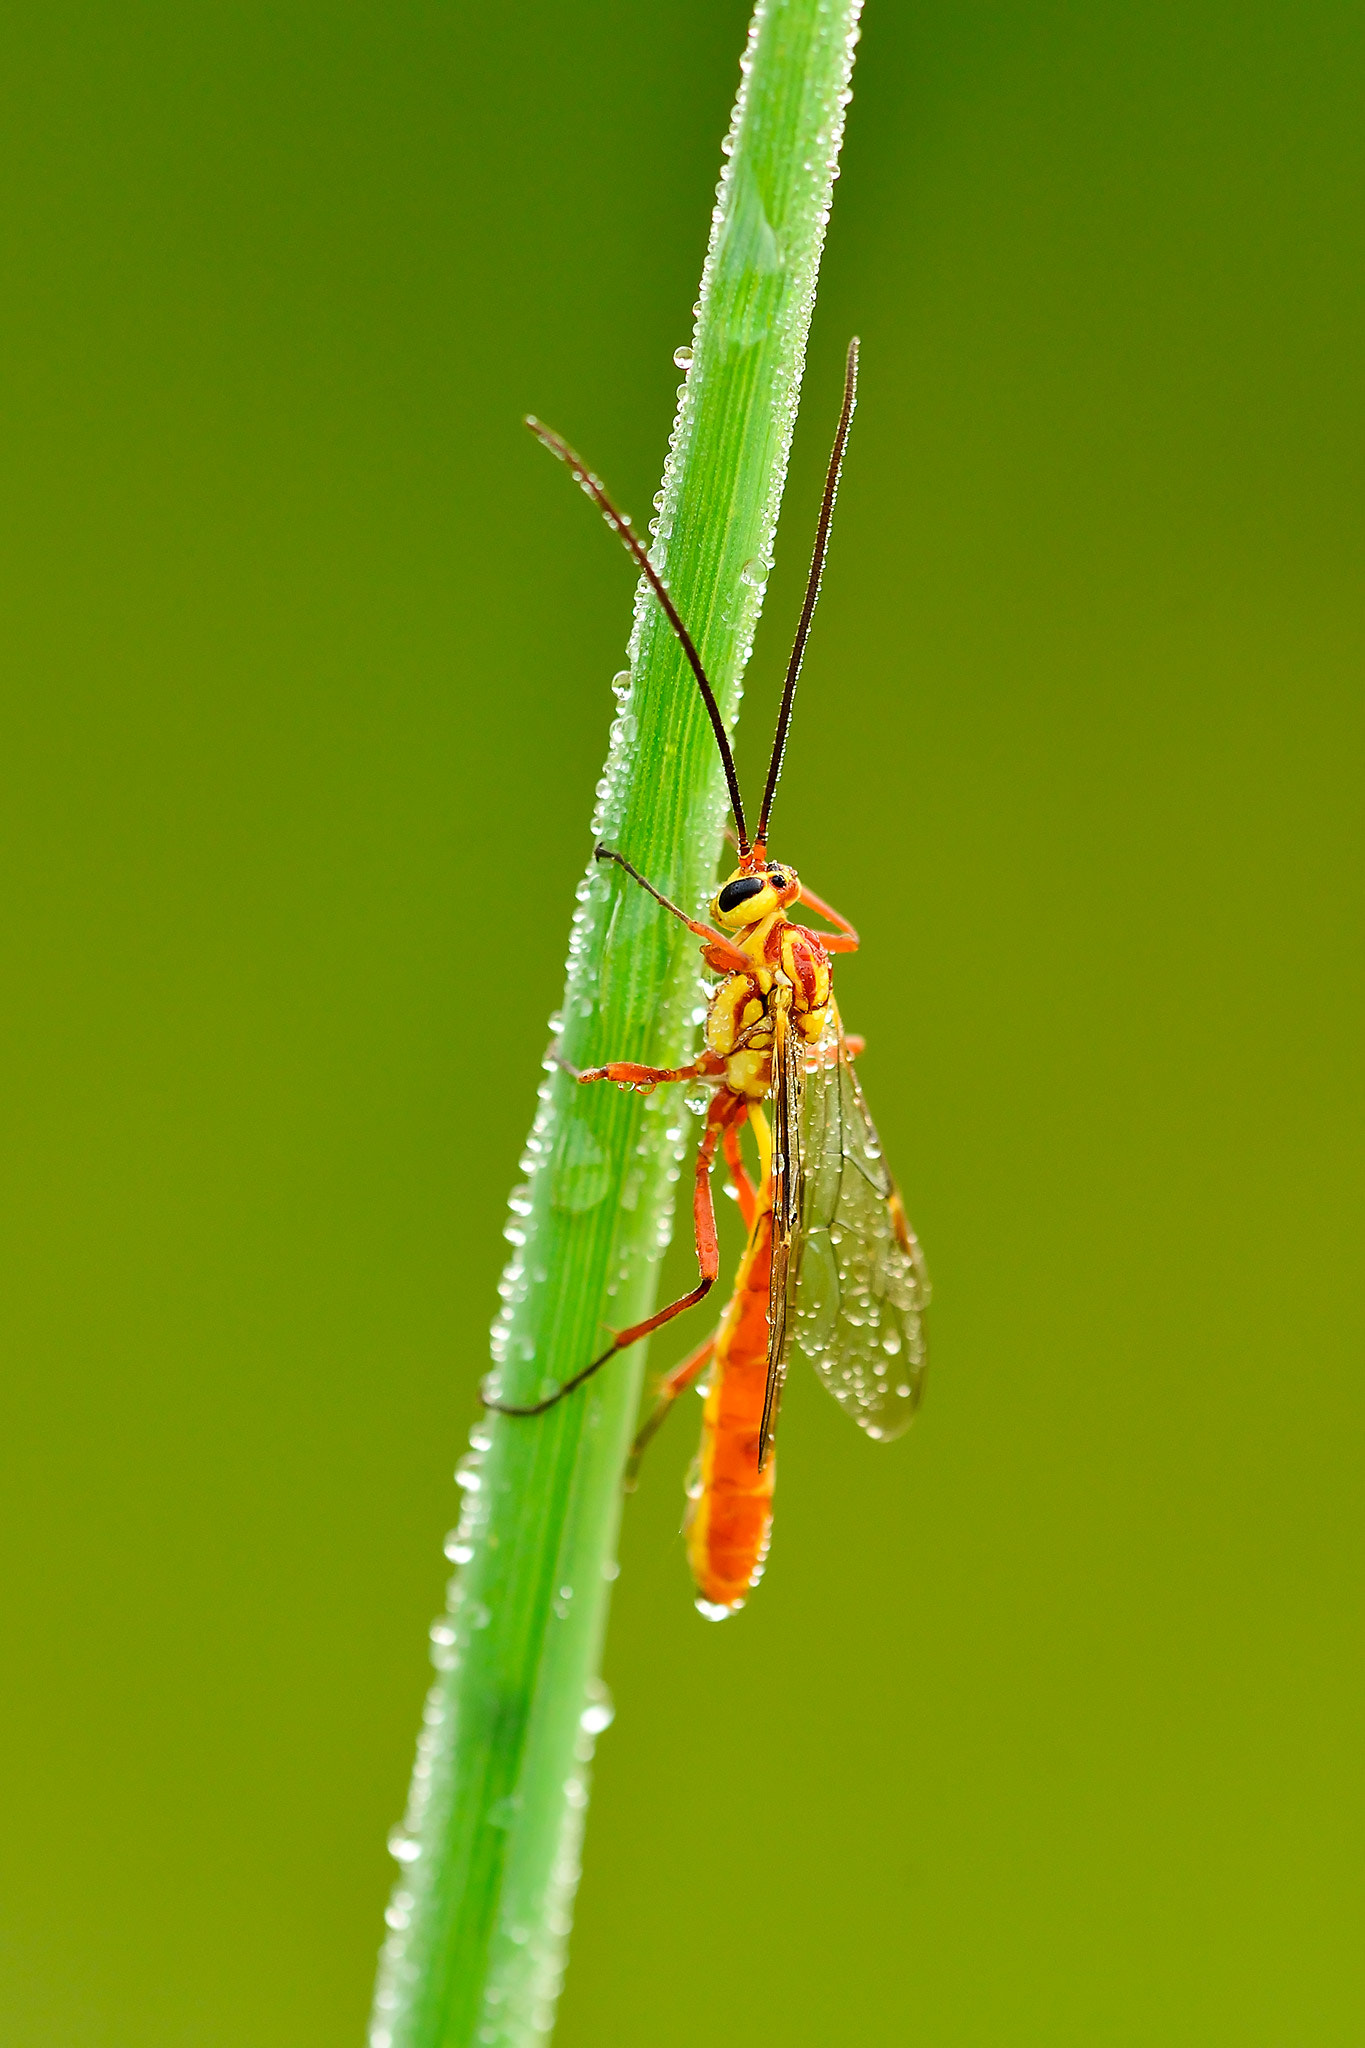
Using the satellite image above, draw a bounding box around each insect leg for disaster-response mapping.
[574,1051,724,1091]
[624,1333,716,1489]
[595,845,752,974]
[483,1087,743,1419]
[628,1108,763,1473]
[796,882,860,954]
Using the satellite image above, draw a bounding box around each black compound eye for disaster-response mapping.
[717,876,766,914]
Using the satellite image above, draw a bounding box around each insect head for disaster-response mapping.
[712,865,800,928]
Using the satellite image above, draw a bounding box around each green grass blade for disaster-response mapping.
[370,3,864,2042]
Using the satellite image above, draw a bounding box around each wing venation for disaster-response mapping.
[785,1006,929,1440]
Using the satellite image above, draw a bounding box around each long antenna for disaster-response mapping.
[526,417,750,854]
[755,338,859,848]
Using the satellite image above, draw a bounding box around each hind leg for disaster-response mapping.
[624,1333,716,1489]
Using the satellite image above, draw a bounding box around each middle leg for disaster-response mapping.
[627,1106,762,1480]
[574,1050,724,1092]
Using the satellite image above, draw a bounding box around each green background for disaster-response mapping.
[3,1,1362,2041]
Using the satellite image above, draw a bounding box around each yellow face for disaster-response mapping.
[710,861,800,930]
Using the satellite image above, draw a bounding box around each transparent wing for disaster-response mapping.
[786,1006,930,1440]
[759,986,804,1466]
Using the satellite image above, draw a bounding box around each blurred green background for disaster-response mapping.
[2,1,1362,2041]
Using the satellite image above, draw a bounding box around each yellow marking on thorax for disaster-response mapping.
[704,909,828,1092]
[738,909,787,966]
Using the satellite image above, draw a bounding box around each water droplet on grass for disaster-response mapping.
[580,1679,615,1734]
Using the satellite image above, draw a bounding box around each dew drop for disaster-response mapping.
[580,1679,615,1734]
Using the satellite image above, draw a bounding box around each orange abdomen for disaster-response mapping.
[685,1208,777,1615]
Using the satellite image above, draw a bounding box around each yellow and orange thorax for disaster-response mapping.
[704,909,833,1100]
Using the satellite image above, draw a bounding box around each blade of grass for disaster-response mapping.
[370,3,864,2041]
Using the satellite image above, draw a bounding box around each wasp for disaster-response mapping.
[488,341,929,1616]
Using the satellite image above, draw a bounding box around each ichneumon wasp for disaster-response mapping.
[486,340,929,1617]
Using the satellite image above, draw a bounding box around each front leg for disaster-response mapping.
[595,845,753,975]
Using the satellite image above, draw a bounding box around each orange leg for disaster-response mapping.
[626,1113,756,1477]
[484,1087,745,1419]
[595,844,753,975]
[624,1332,716,1487]
[798,881,860,954]
[574,1051,724,1092]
